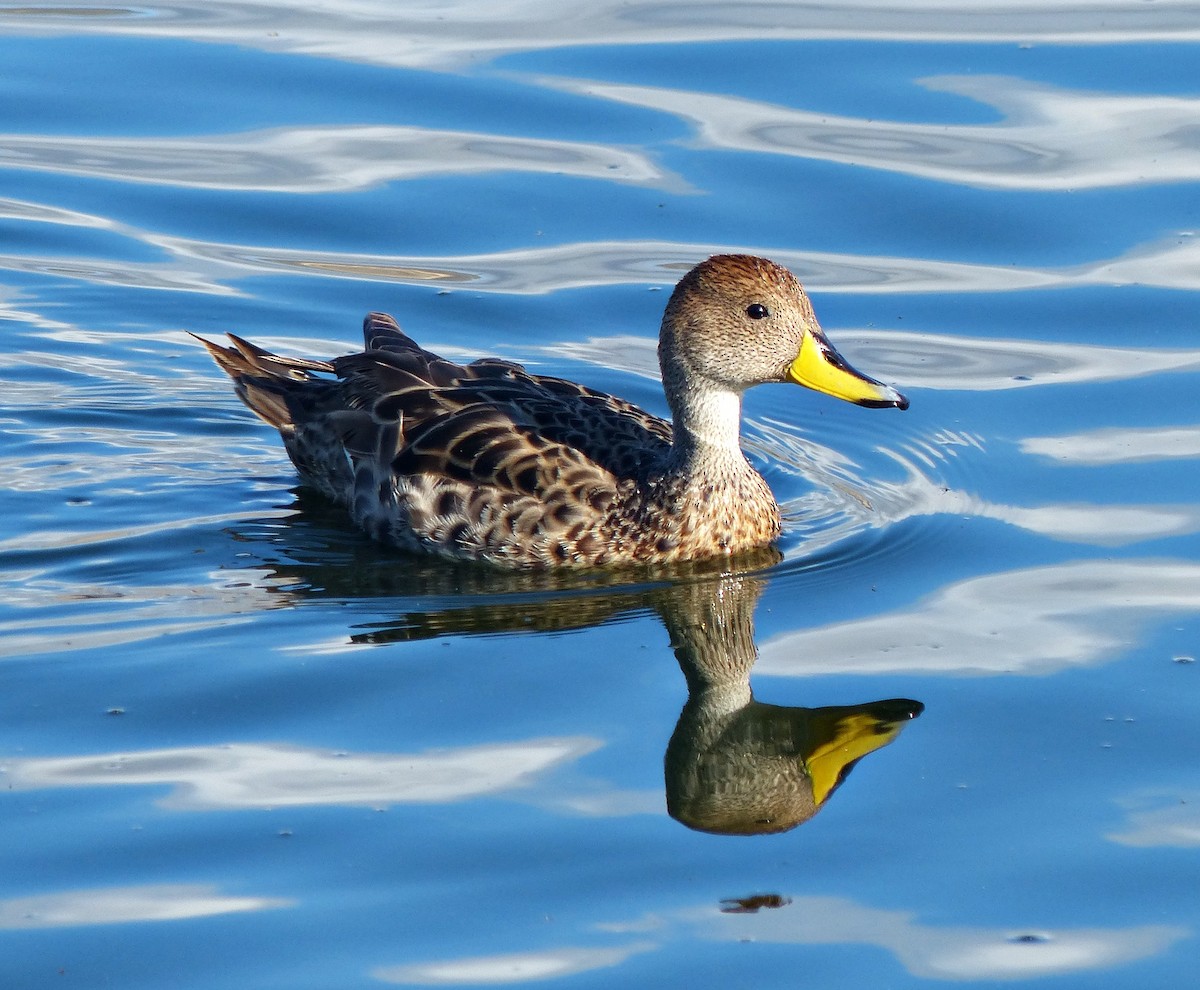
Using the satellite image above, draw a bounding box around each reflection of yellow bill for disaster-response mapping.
[787,328,909,410]
[805,706,919,806]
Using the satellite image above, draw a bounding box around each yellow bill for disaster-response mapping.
[787,328,908,410]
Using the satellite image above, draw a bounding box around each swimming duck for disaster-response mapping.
[198,254,907,568]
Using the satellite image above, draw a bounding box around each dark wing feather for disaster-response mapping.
[201,313,671,505]
[329,321,671,498]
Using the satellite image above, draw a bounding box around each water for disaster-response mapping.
[2,3,1199,987]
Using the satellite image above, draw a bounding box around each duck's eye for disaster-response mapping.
[746,303,769,320]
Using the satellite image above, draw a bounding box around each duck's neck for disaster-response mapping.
[666,382,750,477]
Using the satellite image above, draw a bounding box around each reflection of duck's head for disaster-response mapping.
[656,571,922,836]
[665,696,923,835]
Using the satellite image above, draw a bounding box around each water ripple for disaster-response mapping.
[4,736,600,809]
[548,74,1200,190]
[758,557,1200,676]
[0,124,681,193]
[2,1,1196,70]
[843,329,1200,391]
[0,884,290,929]
[1022,424,1200,465]
[8,215,1200,295]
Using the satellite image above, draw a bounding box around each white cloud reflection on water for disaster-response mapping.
[1109,791,1200,848]
[0,572,273,659]
[1022,425,1200,465]
[8,223,1200,297]
[134,236,1064,296]
[2,0,1197,70]
[6,74,1200,198]
[549,74,1200,190]
[685,897,1188,981]
[757,558,1200,677]
[387,897,1187,985]
[850,454,1200,549]
[372,944,656,985]
[0,884,290,929]
[0,125,679,194]
[2,738,600,810]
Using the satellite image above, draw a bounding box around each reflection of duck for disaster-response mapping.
[658,575,922,836]
[216,519,920,834]
[198,255,906,569]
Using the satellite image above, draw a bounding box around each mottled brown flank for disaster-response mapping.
[195,255,851,568]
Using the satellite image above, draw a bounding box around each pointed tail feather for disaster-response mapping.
[191,332,334,430]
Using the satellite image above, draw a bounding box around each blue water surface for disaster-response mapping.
[2,3,1199,988]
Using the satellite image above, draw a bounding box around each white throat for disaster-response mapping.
[674,386,744,457]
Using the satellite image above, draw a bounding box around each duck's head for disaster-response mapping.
[658,254,908,411]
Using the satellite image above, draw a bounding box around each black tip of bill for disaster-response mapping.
[863,386,909,411]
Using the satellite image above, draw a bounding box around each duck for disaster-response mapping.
[197,254,907,569]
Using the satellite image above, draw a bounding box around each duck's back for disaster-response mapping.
[201,313,677,567]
